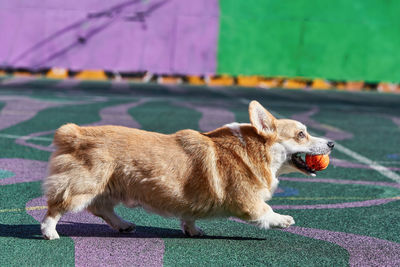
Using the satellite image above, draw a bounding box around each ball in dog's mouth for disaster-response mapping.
[291,153,316,176]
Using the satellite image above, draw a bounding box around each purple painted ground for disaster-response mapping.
[27,197,164,267]
[228,218,400,267]
[284,227,400,267]
[0,158,47,185]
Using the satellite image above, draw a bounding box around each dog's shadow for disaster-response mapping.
[0,223,265,241]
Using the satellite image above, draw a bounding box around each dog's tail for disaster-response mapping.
[53,123,81,150]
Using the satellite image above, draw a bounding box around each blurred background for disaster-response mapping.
[1,0,399,92]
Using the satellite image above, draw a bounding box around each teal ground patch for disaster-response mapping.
[129,101,202,133]
[0,170,14,180]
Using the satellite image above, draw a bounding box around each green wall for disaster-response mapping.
[217,0,400,82]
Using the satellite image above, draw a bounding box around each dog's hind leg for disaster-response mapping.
[180,219,204,237]
[87,197,135,233]
[41,194,97,240]
[41,204,63,240]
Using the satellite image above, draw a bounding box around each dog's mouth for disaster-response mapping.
[291,153,316,177]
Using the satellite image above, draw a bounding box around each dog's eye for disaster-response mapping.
[298,131,306,139]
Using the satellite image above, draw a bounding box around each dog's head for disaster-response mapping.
[249,100,334,176]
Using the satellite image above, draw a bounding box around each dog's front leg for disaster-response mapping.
[241,202,295,229]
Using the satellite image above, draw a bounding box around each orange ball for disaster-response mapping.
[305,154,330,171]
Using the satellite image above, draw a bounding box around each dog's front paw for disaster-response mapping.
[183,226,204,237]
[254,211,295,229]
[270,214,295,229]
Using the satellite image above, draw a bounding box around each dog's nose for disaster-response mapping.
[327,141,335,149]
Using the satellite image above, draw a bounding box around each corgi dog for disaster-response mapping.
[41,100,334,240]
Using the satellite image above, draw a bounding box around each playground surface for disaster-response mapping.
[0,77,399,266]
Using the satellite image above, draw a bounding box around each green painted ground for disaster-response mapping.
[0,78,399,266]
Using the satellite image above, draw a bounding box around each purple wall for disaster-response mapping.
[0,0,219,75]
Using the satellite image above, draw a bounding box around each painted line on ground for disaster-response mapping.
[0,133,53,141]
[0,205,47,213]
[334,143,400,183]
[0,77,37,85]
[274,196,400,201]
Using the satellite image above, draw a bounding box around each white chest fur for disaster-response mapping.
[269,143,288,177]
[259,175,279,202]
[260,143,285,202]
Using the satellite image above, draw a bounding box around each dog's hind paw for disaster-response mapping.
[41,218,60,240]
[118,223,136,233]
[42,228,60,240]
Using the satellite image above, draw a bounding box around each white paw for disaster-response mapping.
[270,214,295,229]
[41,218,60,240]
[253,211,295,229]
[41,226,60,240]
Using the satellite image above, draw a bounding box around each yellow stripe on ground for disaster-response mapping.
[0,206,47,213]
[26,206,48,211]
[0,208,24,213]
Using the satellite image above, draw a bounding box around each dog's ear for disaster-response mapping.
[249,100,276,134]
